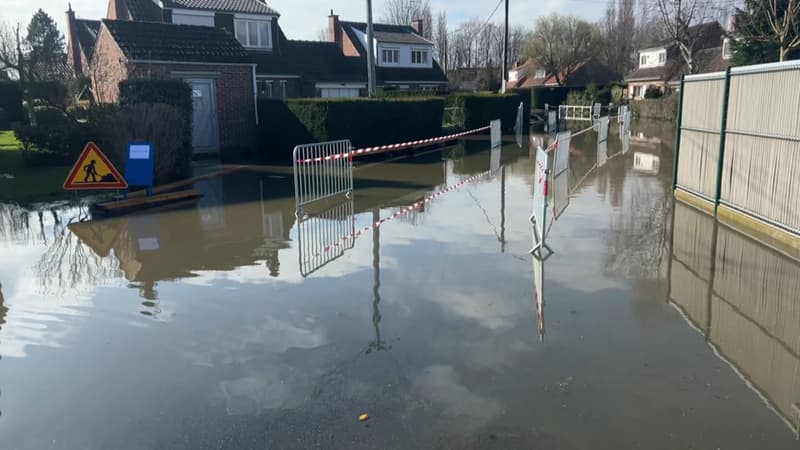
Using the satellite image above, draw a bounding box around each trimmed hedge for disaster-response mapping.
[257,97,444,162]
[0,81,24,124]
[119,79,193,165]
[631,95,678,121]
[450,92,528,133]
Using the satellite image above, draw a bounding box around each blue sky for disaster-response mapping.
[4,0,607,41]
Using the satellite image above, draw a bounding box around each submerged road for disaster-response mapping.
[0,120,798,449]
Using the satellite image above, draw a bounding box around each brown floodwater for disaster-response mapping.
[0,119,798,449]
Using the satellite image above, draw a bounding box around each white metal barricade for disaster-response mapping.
[553,131,571,176]
[598,116,609,143]
[491,119,502,149]
[530,146,553,260]
[293,140,353,216]
[297,198,355,277]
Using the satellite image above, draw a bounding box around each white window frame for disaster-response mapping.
[234,19,272,49]
[534,69,546,79]
[722,38,732,60]
[381,48,399,65]
[658,51,666,64]
[279,80,287,100]
[640,54,647,66]
[411,49,428,65]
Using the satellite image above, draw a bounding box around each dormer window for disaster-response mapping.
[658,51,666,64]
[722,38,732,60]
[382,48,399,64]
[235,19,271,49]
[411,50,428,65]
[534,69,546,78]
[640,54,647,65]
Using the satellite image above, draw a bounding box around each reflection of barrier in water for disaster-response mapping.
[367,209,390,354]
[297,198,355,278]
[514,102,524,147]
[670,201,800,437]
[293,140,354,217]
[531,246,545,341]
[633,153,660,175]
[597,139,608,168]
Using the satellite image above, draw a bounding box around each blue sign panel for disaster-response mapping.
[125,141,154,193]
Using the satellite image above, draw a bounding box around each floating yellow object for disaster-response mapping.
[359,413,369,422]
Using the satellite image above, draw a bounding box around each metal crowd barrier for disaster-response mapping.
[292,140,353,216]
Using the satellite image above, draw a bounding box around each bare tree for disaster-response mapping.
[604,0,637,75]
[655,0,720,73]
[735,0,800,61]
[434,11,448,71]
[0,22,24,81]
[523,14,603,86]
[382,0,433,39]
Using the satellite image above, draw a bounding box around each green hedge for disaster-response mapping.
[0,81,24,124]
[450,92,528,133]
[257,97,444,162]
[119,79,193,163]
[631,95,678,121]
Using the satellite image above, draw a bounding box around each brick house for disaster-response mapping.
[507,58,621,89]
[625,21,729,99]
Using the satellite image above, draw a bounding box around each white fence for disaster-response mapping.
[558,105,594,121]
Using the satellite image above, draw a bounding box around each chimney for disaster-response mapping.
[411,19,423,36]
[65,4,82,75]
[328,9,341,44]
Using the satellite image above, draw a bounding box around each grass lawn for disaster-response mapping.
[0,130,73,204]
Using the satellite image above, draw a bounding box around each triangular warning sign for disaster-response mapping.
[64,142,128,190]
[68,218,127,258]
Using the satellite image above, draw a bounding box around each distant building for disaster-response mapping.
[625,21,729,99]
[327,12,448,94]
[507,58,620,89]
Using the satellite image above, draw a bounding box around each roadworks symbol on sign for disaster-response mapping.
[64,142,128,190]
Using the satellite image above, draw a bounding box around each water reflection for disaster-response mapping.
[670,201,800,435]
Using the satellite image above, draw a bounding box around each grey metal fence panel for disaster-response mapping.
[676,75,726,199]
[293,140,353,215]
[720,66,800,232]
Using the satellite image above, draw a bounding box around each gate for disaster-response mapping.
[293,140,354,216]
[558,105,593,121]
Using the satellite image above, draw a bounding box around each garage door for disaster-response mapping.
[321,88,359,98]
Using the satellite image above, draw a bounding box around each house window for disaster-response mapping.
[534,69,546,79]
[411,50,428,64]
[722,38,732,59]
[640,54,647,66]
[382,49,399,64]
[235,19,271,49]
[658,51,666,64]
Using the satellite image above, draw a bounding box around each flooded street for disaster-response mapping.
[1,120,799,449]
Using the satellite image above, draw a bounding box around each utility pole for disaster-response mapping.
[366,0,377,97]
[501,0,509,93]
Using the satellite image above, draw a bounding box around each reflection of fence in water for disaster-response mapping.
[670,202,800,433]
[297,199,355,277]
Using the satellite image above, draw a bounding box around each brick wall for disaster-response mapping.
[131,63,256,151]
[341,29,361,57]
[90,25,129,103]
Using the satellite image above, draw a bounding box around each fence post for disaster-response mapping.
[672,75,685,190]
[713,68,732,214]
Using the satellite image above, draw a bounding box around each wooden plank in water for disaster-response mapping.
[93,190,203,216]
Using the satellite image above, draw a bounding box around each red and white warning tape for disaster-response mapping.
[310,170,493,258]
[297,125,491,164]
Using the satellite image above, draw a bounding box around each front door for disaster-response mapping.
[189,79,220,154]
